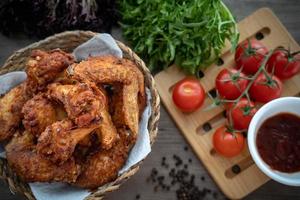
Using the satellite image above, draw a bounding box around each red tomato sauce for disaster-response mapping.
[256,113,300,173]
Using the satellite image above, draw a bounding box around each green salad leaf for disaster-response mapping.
[120,0,239,74]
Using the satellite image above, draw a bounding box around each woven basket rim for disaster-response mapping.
[0,30,160,200]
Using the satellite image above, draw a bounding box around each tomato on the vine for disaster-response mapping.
[267,49,300,80]
[172,77,205,112]
[227,98,257,130]
[215,68,248,100]
[213,126,245,157]
[235,40,268,75]
[249,73,283,103]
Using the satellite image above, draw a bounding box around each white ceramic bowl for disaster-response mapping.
[248,97,300,186]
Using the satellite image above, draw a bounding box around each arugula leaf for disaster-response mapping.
[120,0,239,74]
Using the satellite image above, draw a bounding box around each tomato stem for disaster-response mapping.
[240,76,254,80]
[234,50,274,102]
[245,92,251,103]
[208,50,274,134]
[291,50,300,56]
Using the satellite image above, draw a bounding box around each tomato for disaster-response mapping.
[215,68,248,100]
[249,73,283,103]
[213,126,245,157]
[267,49,300,80]
[227,98,257,130]
[235,40,268,75]
[172,77,205,112]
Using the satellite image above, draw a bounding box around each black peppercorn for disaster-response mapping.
[232,165,241,174]
[213,191,218,199]
[147,155,215,200]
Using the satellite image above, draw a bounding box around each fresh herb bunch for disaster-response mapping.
[0,0,119,38]
[120,0,239,74]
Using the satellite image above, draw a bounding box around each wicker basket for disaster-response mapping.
[0,31,160,200]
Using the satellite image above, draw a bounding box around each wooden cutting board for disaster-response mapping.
[154,8,300,199]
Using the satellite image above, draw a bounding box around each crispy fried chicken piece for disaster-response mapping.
[109,83,139,140]
[69,56,145,112]
[124,59,146,115]
[37,120,98,164]
[0,49,74,142]
[47,83,102,127]
[74,130,132,189]
[6,131,80,183]
[68,56,145,140]
[0,83,29,141]
[26,49,74,94]
[22,94,57,137]
[48,82,118,150]
[91,83,118,150]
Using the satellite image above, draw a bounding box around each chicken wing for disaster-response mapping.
[6,131,80,183]
[0,49,74,142]
[74,129,132,189]
[124,58,146,115]
[0,83,29,141]
[90,83,118,150]
[47,83,102,127]
[48,82,118,150]
[26,49,74,94]
[110,82,140,136]
[68,56,144,140]
[37,120,98,164]
[22,94,57,137]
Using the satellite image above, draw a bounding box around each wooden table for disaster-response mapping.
[0,1,299,199]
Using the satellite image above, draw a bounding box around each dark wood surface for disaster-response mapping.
[0,1,299,199]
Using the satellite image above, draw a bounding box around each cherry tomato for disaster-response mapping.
[235,40,268,74]
[227,98,257,130]
[172,77,205,112]
[267,49,300,80]
[249,73,283,103]
[213,126,245,157]
[215,68,248,100]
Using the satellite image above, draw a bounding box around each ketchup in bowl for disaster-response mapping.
[256,113,300,173]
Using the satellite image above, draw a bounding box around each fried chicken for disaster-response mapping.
[37,120,98,164]
[2,52,145,189]
[6,131,80,183]
[48,82,118,150]
[124,59,146,115]
[0,83,29,141]
[90,83,118,150]
[110,83,139,140]
[68,56,145,140]
[22,94,57,137]
[0,49,74,141]
[26,49,74,94]
[74,130,132,189]
[47,83,102,127]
